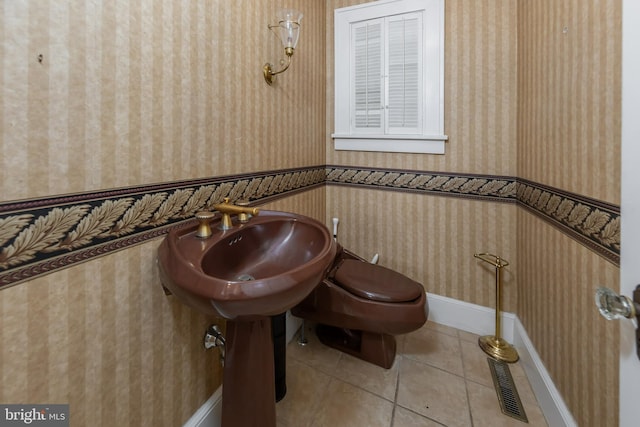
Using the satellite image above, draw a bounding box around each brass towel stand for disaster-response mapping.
[474,253,519,363]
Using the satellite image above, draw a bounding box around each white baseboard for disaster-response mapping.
[426,292,576,427]
[512,318,577,427]
[183,386,222,427]
[185,294,576,427]
[426,292,516,342]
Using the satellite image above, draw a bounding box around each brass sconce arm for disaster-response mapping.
[263,48,294,85]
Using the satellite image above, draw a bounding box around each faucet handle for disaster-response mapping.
[213,198,234,230]
[195,211,215,238]
[236,200,252,223]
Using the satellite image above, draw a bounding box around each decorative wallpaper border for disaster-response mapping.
[516,178,620,264]
[326,165,518,202]
[326,166,620,265]
[0,167,325,290]
[0,165,620,290]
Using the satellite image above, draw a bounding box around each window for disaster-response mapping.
[333,0,447,154]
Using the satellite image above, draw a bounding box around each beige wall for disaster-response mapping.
[517,1,621,426]
[325,0,519,307]
[0,0,622,426]
[327,187,518,311]
[517,211,619,426]
[0,188,325,427]
[326,1,621,427]
[326,0,518,176]
[1,0,326,201]
[0,1,327,426]
[0,242,220,426]
[517,0,621,204]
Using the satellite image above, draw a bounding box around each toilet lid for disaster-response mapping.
[333,259,424,303]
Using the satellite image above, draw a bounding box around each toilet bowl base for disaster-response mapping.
[316,324,396,369]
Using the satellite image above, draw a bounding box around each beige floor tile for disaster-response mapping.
[507,363,542,411]
[281,322,547,427]
[396,333,408,353]
[277,358,333,427]
[401,327,464,376]
[458,329,480,343]
[520,396,548,426]
[397,358,471,427]
[517,386,548,426]
[333,351,400,401]
[287,323,343,374]
[508,360,528,380]
[309,378,394,427]
[425,321,459,337]
[392,406,443,427]
[466,380,523,427]
[466,380,548,427]
[460,339,494,388]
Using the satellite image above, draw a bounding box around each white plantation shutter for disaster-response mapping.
[351,13,423,135]
[352,20,384,131]
[386,14,421,133]
[333,0,446,154]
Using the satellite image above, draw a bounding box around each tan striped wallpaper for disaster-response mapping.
[517,0,621,204]
[326,0,518,176]
[0,0,326,201]
[0,1,327,426]
[326,1,621,427]
[0,0,623,426]
[0,241,220,426]
[0,186,325,427]
[323,0,521,313]
[518,211,619,427]
[325,0,519,307]
[326,186,518,311]
[517,1,621,426]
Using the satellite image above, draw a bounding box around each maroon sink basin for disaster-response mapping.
[157,210,336,320]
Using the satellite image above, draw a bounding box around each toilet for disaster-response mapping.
[291,245,428,369]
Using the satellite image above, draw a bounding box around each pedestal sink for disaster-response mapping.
[157,210,336,427]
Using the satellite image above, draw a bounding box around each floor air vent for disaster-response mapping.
[487,358,529,423]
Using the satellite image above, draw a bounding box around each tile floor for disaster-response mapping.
[276,321,548,427]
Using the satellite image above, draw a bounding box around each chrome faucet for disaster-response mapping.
[213,198,260,230]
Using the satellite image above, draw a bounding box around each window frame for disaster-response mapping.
[332,0,447,154]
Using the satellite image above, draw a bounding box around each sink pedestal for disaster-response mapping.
[222,318,276,427]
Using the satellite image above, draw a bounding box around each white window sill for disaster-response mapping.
[332,134,448,154]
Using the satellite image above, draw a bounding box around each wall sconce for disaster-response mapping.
[263,9,303,86]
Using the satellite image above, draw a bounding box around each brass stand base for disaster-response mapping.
[479,335,519,363]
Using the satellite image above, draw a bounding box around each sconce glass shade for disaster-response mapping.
[275,9,303,50]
